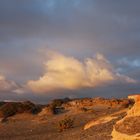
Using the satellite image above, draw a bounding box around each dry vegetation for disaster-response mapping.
[58,116,74,132]
[0,101,41,118]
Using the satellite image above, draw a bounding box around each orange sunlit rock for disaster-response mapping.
[112,94,140,140]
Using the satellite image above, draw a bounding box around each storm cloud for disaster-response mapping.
[0,0,140,102]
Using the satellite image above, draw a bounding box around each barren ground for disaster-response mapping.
[0,107,127,140]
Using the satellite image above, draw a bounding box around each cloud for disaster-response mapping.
[27,52,136,93]
[118,57,140,67]
[0,74,25,94]
[0,75,16,91]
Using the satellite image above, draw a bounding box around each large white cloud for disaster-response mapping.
[27,52,136,93]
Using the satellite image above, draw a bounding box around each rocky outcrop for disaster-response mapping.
[63,97,130,110]
[38,106,55,116]
[84,115,118,130]
[83,109,127,130]
[127,94,140,116]
[112,94,140,140]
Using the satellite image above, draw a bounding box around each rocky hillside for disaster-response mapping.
[0,96,137,140]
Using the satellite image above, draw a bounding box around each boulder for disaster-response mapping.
[112,94,140,140]
[127,94,140,116]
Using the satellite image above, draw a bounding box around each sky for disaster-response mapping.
[0,0,140,103]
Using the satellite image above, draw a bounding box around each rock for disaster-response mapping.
[84,116,118,130]
[112,129,140,140]
[112,94,140,140]
[0,117,8,123]
[38,106,55,116]
[0,118,4,123]
[127,94,140,116]
[63,97,130,110]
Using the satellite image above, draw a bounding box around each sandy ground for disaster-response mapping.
[0,108,127,140]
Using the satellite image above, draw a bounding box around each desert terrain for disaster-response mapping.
[0,96,138,140]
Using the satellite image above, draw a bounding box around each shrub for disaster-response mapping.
[58,116,74,131]
[0,103,17,118]
[42,105,56,115]
[0,101,40,118]
[0,102,5,107]
[79,107,88,112]
[51,98,71,108]
[128,103,134,110]
[128,99,135,109]
[51,99,63,108]
[19,101,41,114]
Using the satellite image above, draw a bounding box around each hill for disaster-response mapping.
[0,96,137,140]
